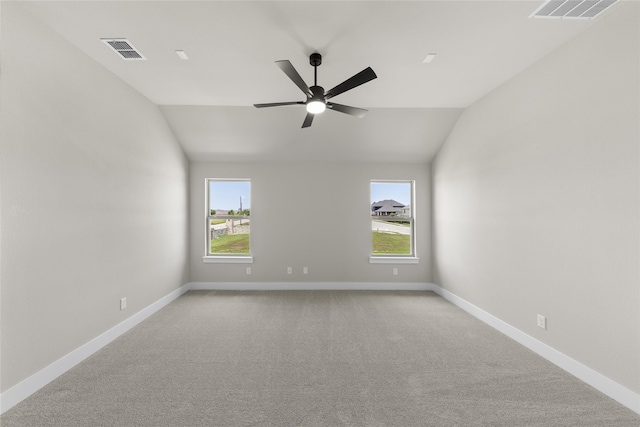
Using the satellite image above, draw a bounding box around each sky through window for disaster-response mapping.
[209,180,251,211]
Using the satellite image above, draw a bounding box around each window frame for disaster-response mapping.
[369,180,419,264]
[203,178,253,264]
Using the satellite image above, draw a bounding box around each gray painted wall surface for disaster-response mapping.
[190,162,431,284]
[2,0,638,407]
[0,4,190,392]
[432,3,639,393]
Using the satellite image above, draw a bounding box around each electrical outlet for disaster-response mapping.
[246,267,251,275]
[120,297,127,311]
[537,314,547,330]
[393,268,398,276]
[287,267,292,275]
[303,267,308,275]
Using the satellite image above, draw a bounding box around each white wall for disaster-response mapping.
[432,3,639,394]
[0,3,189,392]
[190,162,431,284]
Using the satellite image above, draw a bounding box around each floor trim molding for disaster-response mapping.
[189,281,432,291]
[0,282,427,414]
[3,282,638,416]
[0,284,191,415]
[430,283,640,415]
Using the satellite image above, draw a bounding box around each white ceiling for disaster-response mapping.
[20,0,601,163]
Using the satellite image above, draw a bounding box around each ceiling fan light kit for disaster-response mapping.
[254,52,377,128]
[306,100,326,114]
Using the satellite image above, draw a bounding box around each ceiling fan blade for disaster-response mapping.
[302,112,314,128]
[327,102,368,118]
[253,101,304,108]
[325,67,377,100]
[275,60,313,97]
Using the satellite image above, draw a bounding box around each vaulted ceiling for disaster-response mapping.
[20,0,601,163]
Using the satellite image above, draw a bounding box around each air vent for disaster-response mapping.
[531,0,618,19]
[101,38,146,60]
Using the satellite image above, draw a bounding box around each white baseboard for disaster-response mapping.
[0,281,428,414]
[0,284,190,415]
[188,281,432,291]
[429,283,640,415]
[3,282,638,416]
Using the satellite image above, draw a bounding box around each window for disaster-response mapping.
[370,180,418,263]
[204,179,251,262]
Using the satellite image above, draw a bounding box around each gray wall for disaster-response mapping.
[2,0,637,406]
[432,3,639,393]
[0,3,190,392]
[190,162,431,284]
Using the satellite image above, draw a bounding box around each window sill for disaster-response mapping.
[203,256,253,264]
[369,256,419,265]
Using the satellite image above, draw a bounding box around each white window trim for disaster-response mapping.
[204,178,252,263]
[369,256,419,264]
[203,255,253,264]
[370,179,418,262]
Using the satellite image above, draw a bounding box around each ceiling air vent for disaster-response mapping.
[101,38,146,60]
[531,0,618,19]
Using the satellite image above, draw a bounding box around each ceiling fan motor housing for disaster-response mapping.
[309,85,325,101]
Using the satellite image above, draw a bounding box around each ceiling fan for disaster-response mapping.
[254,53,377,128]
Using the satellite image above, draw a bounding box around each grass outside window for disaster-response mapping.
[210,234,250,254]
[372,231,410,254]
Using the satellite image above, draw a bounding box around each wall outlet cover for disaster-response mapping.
[537,314,547,330]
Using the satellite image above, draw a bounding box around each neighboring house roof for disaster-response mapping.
[371,199,405,214]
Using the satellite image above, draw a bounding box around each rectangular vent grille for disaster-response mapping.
[531,0,618,19]
[101,38,146,60]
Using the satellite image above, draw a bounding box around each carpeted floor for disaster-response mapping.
[2,290,639,426]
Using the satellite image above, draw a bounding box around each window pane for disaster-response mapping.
[371,181,413,255]
[208,180,250,254]
[209,180,250,217]
[371,182,411,217]
[209,219,250,254]
[371,219,411,254]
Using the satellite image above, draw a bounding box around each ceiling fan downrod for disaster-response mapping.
[310,52,322,87]
[307,53,326,114]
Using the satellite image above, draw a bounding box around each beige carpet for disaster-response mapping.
[2,290,639,426]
